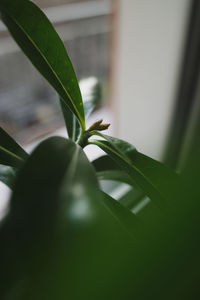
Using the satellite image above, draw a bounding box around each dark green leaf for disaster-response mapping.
[0,0,85,129]
[92,154,119,171]
[97,170,134,186]
[0,127,28,168]
[92,155,133,185]
[118,187,146,210]
[60,98,80,141]
[60,78,101,141]
[92,155,149,210]
[100,191,140,237]
[0,136,133,299]
[91,132,179,207]
[0,165,17,189]
[1,139,200,299]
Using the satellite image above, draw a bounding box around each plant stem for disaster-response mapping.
[77,119,110,148]
[77,130,91,148]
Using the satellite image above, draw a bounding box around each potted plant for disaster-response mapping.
[0,1,199,299]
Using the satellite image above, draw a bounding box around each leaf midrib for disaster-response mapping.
[1,7,85,129]
[91,139,165,203]
[0,145,23,162]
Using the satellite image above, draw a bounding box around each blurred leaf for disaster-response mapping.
[82,77,102,119]
[91,132,179,207]
[60,98,80,141]
[100,191,140,237]
[0,0,85,130]
[92,155,147,210]
[92,154,118,171]
[0,165,17,189]
[118,187,145,210]
[92,153,178,215]
[97,170,134,186]
[84,100,97,119]
[0,127,28,168]
[1,137,199,299]
[0,136,134,299]
[93,155,133,185]
[60,78,102,141]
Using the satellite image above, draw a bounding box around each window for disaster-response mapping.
[0,0,111,144]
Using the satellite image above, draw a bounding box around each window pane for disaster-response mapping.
[0,0,111,144]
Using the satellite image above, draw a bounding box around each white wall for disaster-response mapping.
[113,0,190,160]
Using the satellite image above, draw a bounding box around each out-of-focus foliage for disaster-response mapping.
[0,1,199,299]
[60,77,102,141]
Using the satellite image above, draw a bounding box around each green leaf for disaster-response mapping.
[82,77,102,119]
[0,136,133,299]
[0,0,85,130]
[60,78,101,141]
[60,98,80,141]
[100,191,140,237]
[92,155,133,185]
[84,100,97,119]
[118,187,146,210]
[0,127,28,168]
[0,165,17,189]
[92,155,147,210]
[9,137,98,212]
[92,154,119,171]
[90,132,179,207]
[1,139,199,299]
[97,170,134,186]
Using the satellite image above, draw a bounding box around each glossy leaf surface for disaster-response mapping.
[0,127,28,168]
[0,136,134,299]
[91,132,179,207]
[93,155,133,185]
[0,0,85,129]
[97,169,134,186]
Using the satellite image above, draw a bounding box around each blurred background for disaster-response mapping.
[0,0,200,203]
